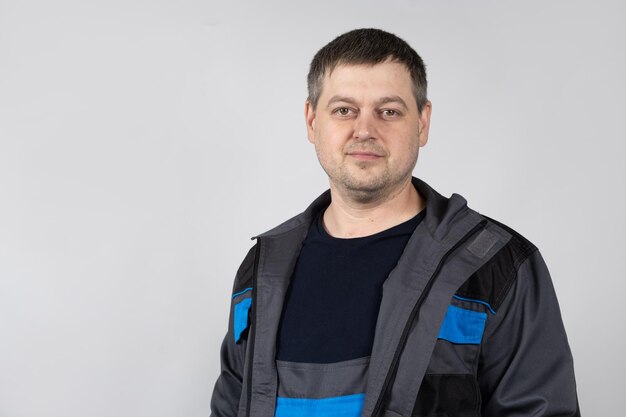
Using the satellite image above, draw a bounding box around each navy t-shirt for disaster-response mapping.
[276,207,427,363]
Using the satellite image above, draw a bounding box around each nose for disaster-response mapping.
[353,112,376,140]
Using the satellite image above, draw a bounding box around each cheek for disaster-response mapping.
[316,126,346,152]
[315,140,339,165]
[388,133,421,161]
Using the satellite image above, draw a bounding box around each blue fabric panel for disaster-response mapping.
[233,297,252,343]
[437,305,487,345]
[275,393,365,417]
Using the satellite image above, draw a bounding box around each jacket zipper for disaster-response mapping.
[245,238,261,417]
[370,219,487,417]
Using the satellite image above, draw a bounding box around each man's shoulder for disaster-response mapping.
[457,210,540,313]
[477,212,539,261]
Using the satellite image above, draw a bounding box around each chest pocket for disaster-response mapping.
[232,287,253,343]
[410,305,487,416]
[437,305,487,345]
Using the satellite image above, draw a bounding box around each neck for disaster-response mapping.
[322,178,426,238]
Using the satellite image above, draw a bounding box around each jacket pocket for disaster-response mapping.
[437,305,487,345]
[232,287,253,343]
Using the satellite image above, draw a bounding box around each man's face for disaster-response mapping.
[305,60,431,202]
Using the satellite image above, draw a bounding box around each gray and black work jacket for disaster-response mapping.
[210,177,580,417]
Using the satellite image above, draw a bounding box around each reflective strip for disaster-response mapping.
[437,305,487,344]
[233,297,252,343]
[275,393,365,417]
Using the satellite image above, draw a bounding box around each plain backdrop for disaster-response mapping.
[1,0,624,416]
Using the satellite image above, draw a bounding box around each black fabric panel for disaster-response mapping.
[455,215,537,312]
[412,374,480,417]
[233,243,257,294]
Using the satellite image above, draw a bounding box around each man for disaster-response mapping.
[210,28,580,417]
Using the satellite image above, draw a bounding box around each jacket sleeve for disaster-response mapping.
[210,244,257,417]
[478,248,581,416]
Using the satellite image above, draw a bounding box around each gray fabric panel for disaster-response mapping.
[276,356,369,398]
[231,291,252,303]
[248,229,309,417]
[360,231,446,417]
[384,220,511,417]
[425,340,480,375]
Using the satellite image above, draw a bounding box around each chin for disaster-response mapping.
[339,174,390,198]
[335,168,412,200]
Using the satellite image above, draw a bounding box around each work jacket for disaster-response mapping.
[210,177,580,417]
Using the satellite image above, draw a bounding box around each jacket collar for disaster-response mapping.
[254,176,471,242]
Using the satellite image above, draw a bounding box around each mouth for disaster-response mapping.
[346,151,384,161]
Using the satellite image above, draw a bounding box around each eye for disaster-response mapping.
[334,107,352,116]
[382,109,400,118]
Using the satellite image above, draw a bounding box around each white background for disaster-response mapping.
[1,1,624,416]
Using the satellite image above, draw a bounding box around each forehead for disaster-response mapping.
[321,61,414,103]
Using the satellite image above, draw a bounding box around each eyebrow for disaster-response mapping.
[325,95,408,111]
[376,96,408,110]
[326,95,358,109]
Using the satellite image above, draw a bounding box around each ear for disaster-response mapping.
[304,99,317,144]
[418,101,432,147]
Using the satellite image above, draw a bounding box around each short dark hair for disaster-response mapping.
[307,28,428,113]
